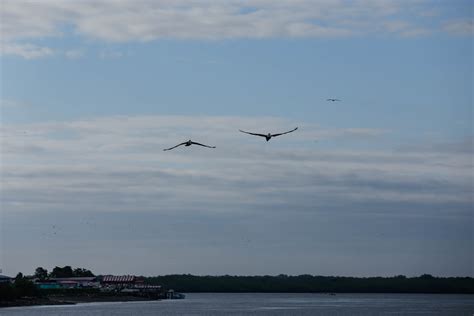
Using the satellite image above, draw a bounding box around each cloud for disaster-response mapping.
[2,1,471,59]
[399,28,431,37]
[315,127,389,139]
[1,0,470,60]
[0,42,54,59]
[0,99,29,108]
[397,137,474,154]
[419,8,440,18]
[382,21,431,37]
[65,49,85,59]
[384,21,414,33]
[0,44,86,60]
[98,49,125,59]
[2,114,472,277]
[443,19,474,36]
[1,115,470,218]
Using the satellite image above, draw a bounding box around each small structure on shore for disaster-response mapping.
[32,274,177,300]
[0,275,13,284]
[99,275,164,298]
[100,275,144,290]
[36,277,99,289]
[166,289,185,299]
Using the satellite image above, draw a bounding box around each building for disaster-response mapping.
[166,289,186,299]
[0,275,13,284]
[100,275,144,290]
[35,282,61,290]
[36,277,99,289]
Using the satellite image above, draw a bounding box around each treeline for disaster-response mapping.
[34,266,94,280]
[0,273,38,301]
[0,266,94,302]
[145,274,474,294]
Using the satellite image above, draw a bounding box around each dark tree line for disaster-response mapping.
[34,266,94,280]
[1,266,95,301]
[0,273,38,301]
[145,274,474,294]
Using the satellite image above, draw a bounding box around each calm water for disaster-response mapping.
[1,293,473,315]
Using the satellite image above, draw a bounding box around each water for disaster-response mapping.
[1,293,473,315]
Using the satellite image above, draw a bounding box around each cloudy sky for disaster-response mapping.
[0,0,472,277]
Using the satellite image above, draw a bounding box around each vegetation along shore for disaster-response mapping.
[1,266,472,308]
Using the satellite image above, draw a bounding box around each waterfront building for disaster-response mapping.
[35,277,99,289]
[0,275,13,284]
[100,275,144,289]
[35,282,61,290]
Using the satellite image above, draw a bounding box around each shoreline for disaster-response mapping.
[0,295,159,309]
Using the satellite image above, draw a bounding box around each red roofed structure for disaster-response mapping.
[100,275,144,289]
[102,275,137,283]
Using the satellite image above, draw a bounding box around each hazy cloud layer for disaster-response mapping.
[1,115,472,276]
[1,115,471,216]
[0,42,55,59]
[1,0,472,58]
[443,18,474,36]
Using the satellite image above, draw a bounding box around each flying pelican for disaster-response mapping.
[163,140,216,151]
[239,127,298,141]
[326,98,341,102]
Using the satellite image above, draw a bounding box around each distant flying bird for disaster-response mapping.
[326,98,341,102]
[239,127,298,141]
[163,140,216,151]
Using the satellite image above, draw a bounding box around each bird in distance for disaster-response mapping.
[163,140,216,151]
[326,98,341,102]
[239,127,298,141]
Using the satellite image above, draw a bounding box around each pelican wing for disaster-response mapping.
[163,142,187,151]
[190,141,216,149]
[239,129,267,138]
[272,127,298,137]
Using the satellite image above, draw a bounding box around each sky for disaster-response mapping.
[0,0,472,277]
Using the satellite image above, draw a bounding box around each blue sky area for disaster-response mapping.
[0,0,472,277]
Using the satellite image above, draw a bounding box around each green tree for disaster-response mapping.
[34,267,48,280]
[15,272,23,281]
[12,273,37,298]
[0,283,15,300]
[73,268,94,277]
[50,266,73,278]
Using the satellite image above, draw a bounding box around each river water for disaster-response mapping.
[1,293,473,315]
